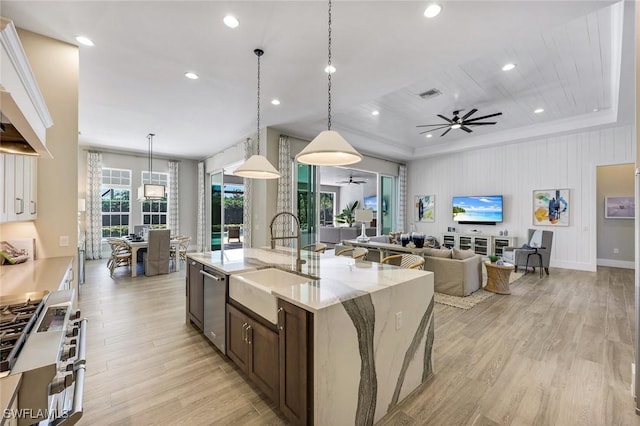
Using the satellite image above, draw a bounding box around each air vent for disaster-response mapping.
[418,88,442,100]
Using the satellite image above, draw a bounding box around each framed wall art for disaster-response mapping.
[415,195,435,222]
[533,189,569,226]
[604,196,634,219]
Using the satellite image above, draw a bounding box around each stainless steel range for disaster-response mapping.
[1,289,87,426]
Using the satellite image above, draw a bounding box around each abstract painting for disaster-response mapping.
[533,189,570,226]
[415,195,435,222]
[605,196,634,219]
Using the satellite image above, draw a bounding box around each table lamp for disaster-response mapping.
[355,209,373,242]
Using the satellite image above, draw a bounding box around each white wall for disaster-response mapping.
[407,124,635,271]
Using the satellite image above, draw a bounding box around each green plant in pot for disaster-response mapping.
[335,201,359,226]
[488,255,499,263]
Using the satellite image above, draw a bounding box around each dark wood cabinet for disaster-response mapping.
[226,303,279,404]
[186,260,204,330]
[278,299,313,425]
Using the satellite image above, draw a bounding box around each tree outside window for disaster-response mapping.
[101,168,131,238]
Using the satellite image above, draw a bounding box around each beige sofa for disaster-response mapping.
[422,248,482,297]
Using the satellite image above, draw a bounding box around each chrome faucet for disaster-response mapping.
[269,211,305,272]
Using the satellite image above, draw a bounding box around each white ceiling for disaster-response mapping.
[1,1,632,162]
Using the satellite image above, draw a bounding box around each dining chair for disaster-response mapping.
[106,238,132,277]
[144,229,171,276]
[170,236,191,269]
[380,253,425,270]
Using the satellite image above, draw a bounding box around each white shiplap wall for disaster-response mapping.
[407,124,635,271]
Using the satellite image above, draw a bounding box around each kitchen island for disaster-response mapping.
[187,248,434,425]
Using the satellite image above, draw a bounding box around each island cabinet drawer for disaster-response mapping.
[226,303,279,405]
[278,299,313,426]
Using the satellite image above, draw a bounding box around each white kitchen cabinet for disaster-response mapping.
[1,153,37,223]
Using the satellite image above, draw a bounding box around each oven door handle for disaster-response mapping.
[51,318,88,426]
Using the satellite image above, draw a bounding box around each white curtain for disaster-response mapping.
[168,160,179,235]
[86,152,103,260]
[275,135,293,246]
[397,164,407,233]
[196,161,206,252]
[242,138,255,248]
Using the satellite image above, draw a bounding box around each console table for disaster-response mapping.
[342,239,429,260]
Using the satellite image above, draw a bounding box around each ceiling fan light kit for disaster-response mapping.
[235,48,281,179]
[297,0,362,167]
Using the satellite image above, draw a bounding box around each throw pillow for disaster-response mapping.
[452,248,476,260]
[424,247,452,258]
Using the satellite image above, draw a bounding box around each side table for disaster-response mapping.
[484,261,514,295]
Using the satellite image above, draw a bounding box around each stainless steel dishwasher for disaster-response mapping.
[201,267,227,353]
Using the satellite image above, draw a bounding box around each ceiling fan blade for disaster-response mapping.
[419,125,450,134]
[460,126,473,133]
[416,123,452,128]
[440,127,452,137]
[461,108,478,120]
[437,114,454,123]
[464,112,502,122]
[466,122,497,126]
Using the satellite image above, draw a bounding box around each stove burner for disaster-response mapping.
[0,297,45,373]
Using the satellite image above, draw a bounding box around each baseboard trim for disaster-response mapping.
[597,258,634,269]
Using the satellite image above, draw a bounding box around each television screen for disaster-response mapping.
[452,195,503,223]
[363,196,377,210]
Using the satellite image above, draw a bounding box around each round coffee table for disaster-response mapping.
[484,261,514,295]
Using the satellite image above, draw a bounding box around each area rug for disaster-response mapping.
[435,271,524,310]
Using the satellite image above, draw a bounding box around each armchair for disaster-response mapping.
[502,229,553,275]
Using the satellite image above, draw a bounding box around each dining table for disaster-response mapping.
[121,236,181,277]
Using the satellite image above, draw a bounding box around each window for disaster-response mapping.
[141,171,169,228]
[101,168,131,238]
[319,192,335,226]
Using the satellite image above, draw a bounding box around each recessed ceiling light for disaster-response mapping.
[184,72,199,80]
[592,108,599,112]
[324,65,336,74]
[371,110,379,116]
[502,63,516,71]
[426,134,433,138]
[271,99,281,105]
[534,108,544,114]
[223,15,239,29]
[424,3,442,18]
[75,36,94,46]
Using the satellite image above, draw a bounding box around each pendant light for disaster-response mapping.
[234,48,280,179]
[137,133,165,200]
[296,0,362,166]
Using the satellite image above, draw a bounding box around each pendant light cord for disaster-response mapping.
[147,133,155,183]
[327,0,332,131]
[257,50,261,152]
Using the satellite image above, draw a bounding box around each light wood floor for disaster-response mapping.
[76,259,640,425]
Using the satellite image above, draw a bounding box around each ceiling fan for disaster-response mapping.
[417,108,502,137]
[337,176,367,185]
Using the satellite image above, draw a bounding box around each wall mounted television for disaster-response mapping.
[452,195,503,225]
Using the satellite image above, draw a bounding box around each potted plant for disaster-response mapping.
[335,201,359,227]
[488,255,499,263]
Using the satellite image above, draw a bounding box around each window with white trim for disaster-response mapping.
[101,168,131,238]
[141,171,169,228]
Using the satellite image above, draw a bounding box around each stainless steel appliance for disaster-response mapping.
[201,267,226,353]
[1,289,87,426]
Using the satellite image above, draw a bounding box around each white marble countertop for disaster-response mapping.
[0,256,74,297]
[188,248,432,313]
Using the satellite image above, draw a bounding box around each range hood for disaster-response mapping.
[0,17,53,158]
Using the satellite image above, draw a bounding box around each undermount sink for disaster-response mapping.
[229,268,314,324]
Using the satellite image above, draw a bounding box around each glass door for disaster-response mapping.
[296,163,317,247]
[210,171,223,251]
[380,175,396,235]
